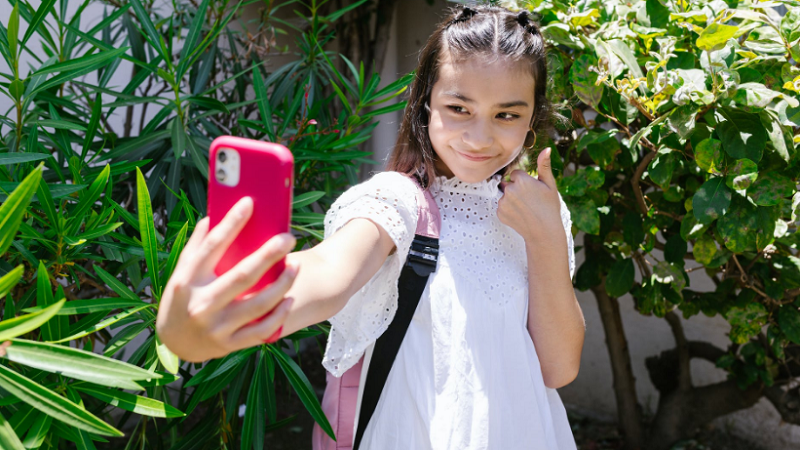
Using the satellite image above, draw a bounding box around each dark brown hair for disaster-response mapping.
[386,5,555,187]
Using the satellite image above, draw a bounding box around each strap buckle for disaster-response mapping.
[405,234,439,276]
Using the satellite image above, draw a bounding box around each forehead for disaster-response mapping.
[433,51,535,101]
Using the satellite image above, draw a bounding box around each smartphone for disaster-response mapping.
[207,136,294,304]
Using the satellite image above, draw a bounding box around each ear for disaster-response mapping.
[537,147,556,190]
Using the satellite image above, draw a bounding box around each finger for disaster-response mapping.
[206,233,296,309]
[215,256,297,327]
[536,147,557,190]
[227,297,294,349]
[188,197,254,280]
[508,169,530,184]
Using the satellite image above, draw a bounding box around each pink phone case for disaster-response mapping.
[207,136,294,306]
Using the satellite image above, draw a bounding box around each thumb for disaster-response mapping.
[537,147,556,189]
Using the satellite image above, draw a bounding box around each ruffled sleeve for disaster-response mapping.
[321,171,419,377]
[557,192,576,280]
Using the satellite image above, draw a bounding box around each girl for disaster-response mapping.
[156,5,585,449]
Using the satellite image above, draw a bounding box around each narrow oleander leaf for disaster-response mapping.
[67,164,110,236]
[269,346,334,440]
[0,153,51,165]
[0,265,23,299]
[163,221,188,283]
[136,167,161,299]
[0,299,65,341]
[73,384,185,418]
[48,305,150,344]
[4,338,162,389]
[0,410,24,450]
[22,0,57,45]
[22,298,147,316]
[242,351,266,450]
[155,333,179,374]
[93,265,139,301]
[0,165,42,256]
[0,364,124,437]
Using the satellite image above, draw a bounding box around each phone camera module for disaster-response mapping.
[216,168,227,182]
[218,151,227,163]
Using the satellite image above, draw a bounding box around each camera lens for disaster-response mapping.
[218,151,227,163]
[216,168,227,182]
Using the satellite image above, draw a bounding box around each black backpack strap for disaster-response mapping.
[352,234,439,450]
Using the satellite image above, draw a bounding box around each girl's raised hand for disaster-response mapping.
[497,147,566,245]
[155,196,298,363]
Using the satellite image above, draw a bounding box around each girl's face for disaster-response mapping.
[428,53,536,183]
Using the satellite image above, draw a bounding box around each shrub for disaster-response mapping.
[0,0,408,447]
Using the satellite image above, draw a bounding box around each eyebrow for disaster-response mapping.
[442,91,530,109]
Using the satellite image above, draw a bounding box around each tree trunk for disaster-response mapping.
[588,251,644,449]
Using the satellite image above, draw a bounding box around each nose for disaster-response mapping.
[461,117,493,150]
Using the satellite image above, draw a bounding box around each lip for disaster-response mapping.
[457,150,492,162]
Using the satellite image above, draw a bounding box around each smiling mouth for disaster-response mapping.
[457,151,492,162]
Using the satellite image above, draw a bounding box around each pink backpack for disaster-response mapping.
[312,175,441,450]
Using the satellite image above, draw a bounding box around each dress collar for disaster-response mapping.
[430,174,503,198]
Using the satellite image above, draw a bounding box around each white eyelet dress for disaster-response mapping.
[319,171,577,450]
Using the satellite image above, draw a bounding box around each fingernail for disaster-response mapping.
[237,197,252,217]
[286,263,298,277]
[264,326,283,344]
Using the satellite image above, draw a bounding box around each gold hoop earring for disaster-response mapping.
[526,126,537,150]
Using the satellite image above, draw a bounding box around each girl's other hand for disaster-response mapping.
[497,147,565,245]
[155,197,298,363]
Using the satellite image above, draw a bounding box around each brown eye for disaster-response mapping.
[497,112,520,121]
[448,105,468,114]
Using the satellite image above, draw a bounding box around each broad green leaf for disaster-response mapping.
[718,196,759,253]
[73,384,184,418]
[735,82,797,108]
[606,258,635,297]
[155,333,179,374]
[717,108,768,162]
[136,167,161,299]
[747,173,795,206]
[0,364,123,437]
[693,234,717,266]
[0,299,65,341]
[269,346,335,440]
[777,306,800,345]
[0,410,24,450]
[566,197,599,235]
[4,338,161,389]
[570,54,603,108]
[696,23,738,52]
[692,177,731,225]
[725,158,758,191]
[695,138,724,174]
[648,150,676,189]
[0,165,42,256]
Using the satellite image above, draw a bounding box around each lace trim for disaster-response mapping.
[431,174,503,198]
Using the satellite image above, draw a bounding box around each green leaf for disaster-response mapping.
[725,158,758,191]
[605,258,635,297]
[0,165,42,256]
[0,364,124,437]
[292,191,325,209]
[136,167,161,299]
[185,96,229,114]
[694,138,724,174]
[176,0,210,79]
[241,351,266,450]
[9,80,24,102]
[692,177,731,225]
[717,108,768,162]
[693,234,717,266]
[269,346,335,440]
[735,82,797,108]
[93,265,138,301]
[648,150,676,189]
[73,384,184,418]
[22,0,57,45]
[21,411,50,448]
[67,164,110,236]
[0,410,24,450]
[81,96,102,160]
[0,265,23,299]
[128,0,163,57]
[155,333,179,374]
[570,54,603,108]
[5,338,161,389]
[49,305,150,344]
[22,298,147,316]
[36,261,67,342]
[163,221,188,283]
[566,197,600,235]
[8,2,18,61]
[696,23,738,52]
[777,306,800,345]
[747,173,795,206]
[718,196,759,253]
[0,299,65,341]
[623,212,644,248]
